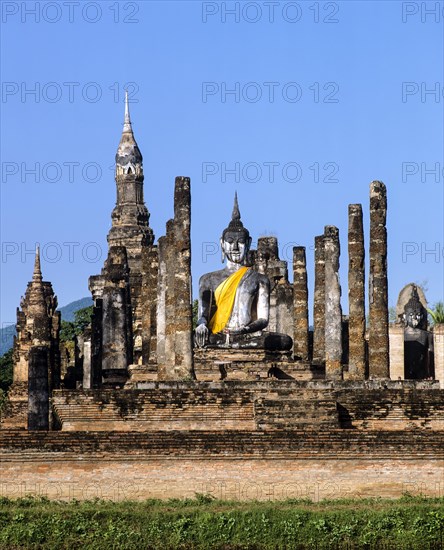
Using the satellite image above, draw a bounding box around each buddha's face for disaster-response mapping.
[221,230,251,264]
[404,309,422,328]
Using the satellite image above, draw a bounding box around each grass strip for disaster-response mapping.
[0,494,442,549]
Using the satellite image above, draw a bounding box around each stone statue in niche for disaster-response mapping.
[401,285,434,379]
[194,194,292,350]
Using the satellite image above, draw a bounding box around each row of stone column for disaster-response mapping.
[292,181,390,379]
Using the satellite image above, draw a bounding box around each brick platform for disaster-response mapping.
[0,429,443,501]
[1,380,443,501]
[46,380,443,432]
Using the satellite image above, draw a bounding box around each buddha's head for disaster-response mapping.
[221,193,252,265]
[403,286,424,329]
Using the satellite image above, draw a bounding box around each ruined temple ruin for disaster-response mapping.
[1,96,443,501]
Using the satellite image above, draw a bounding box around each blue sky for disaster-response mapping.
[1,0,443,328]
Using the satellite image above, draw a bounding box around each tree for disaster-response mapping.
[73,306,93,334]
[0,349,13,393]
[60,306,93,343]
[428,302,444,326]
[60,320,76,342]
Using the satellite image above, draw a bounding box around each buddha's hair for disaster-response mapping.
[404,285,422,314]
[221,192,251,241]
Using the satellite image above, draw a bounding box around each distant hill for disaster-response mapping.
[0,324,17,357]
[0,297,93,356]
[58,297,93,322]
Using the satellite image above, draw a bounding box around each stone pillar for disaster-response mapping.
[82,328,92,389]
[348,204,366,379]
[73,334,84,388]
[88,275,104,388]
[434,324,444,389]
[324,226,342,380]
[156,237,167,378]
[312,235,325,364]
[156,177,195,380]
[101,246,133,387]
[141,246,159,365]
[256,237,293,338]
[173,176,194,379]
[274,285,294,341]
[389,325,404,380]
[293,246,309,360]
[369,180,390,378]
[28,346,49,431]
[164,219,177,372]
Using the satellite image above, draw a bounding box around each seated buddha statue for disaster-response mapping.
[402,285,434,379]
[194,194,292,351]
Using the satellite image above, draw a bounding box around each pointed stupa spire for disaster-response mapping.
[115,90,142,168]
[32,245,43,283]
[28,244,47,316]
[123,90,132,133]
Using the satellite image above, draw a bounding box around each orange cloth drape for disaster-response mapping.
[208,267,249,334]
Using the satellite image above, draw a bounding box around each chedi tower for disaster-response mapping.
[89,92,155,378]
[8,248,60,429]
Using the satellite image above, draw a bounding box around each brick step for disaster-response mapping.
[0,430,443,460]
[52,391,341,431]
[53,409,253,421]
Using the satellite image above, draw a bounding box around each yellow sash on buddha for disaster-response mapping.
[209,267,249,334]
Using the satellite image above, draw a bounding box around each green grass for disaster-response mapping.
[0,494,443,549]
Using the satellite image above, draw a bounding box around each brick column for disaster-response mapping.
[173,176,195,379]
[324,226,342,380]
[164,221,176,374]
[434,324,444,389]
[82,328,92,389]
[101,246,133,388]
[141,246,159,366]
[157,177,195,380]
[389,325,404,380]
[369,180,389,378]
[28,346,50,431]
[348,204,366,379]
[312,235,325,364]
[293,247,309,360]
[156,237,167,378]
